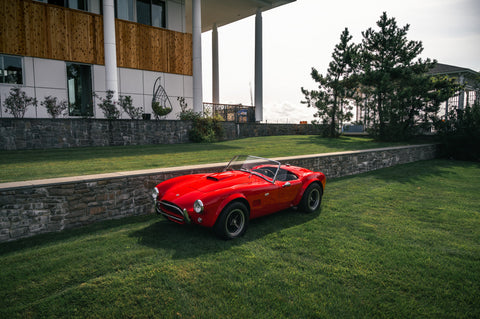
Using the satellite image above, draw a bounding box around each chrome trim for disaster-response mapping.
[157,200,191,224]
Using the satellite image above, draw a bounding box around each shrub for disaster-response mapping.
[119,95,142,119]
[96,90,121,120]
[41,96,68,118]
[188,114,225,143]
[435,102,480,161]
[4,87,37,118]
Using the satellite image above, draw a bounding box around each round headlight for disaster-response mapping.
[152,187,159,200]
[193,199,204,213]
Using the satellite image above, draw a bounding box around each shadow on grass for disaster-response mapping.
[131,208,322,259]
[0,208,322,258]
[0,215,154,256]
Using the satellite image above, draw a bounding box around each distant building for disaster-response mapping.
[428,63,480,118]
[0,0,295,120]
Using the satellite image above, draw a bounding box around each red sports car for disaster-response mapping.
[152,155,326,239]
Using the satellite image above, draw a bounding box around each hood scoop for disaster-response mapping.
[206,172,236,181]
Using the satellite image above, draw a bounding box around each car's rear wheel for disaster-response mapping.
[300,183,322,213]
[214,202,249,239]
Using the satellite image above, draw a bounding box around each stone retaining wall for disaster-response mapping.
[0,119,323,150]
[0,144,438,242]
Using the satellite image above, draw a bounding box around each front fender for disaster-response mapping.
[203,193,249,228]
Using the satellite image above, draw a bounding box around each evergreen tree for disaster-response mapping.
[359,12,443,140]
[301,28,356,137]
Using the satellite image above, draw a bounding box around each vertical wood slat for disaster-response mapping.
[0,0,192,76]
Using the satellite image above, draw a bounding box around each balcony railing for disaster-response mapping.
[203,103,256,123]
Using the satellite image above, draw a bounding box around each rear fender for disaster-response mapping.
[293,174,325,206]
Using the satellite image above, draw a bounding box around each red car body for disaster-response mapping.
[152,155,326,239]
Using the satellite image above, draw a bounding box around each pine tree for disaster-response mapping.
[301,28,356,137]
[359,12,438,140]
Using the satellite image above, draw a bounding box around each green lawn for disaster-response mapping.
[0,135,413,183]
[1,159,479,318]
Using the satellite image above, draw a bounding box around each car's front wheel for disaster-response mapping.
[214,202,249,239]
[300,183,323,213]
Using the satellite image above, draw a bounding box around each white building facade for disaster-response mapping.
[0,0,295,120]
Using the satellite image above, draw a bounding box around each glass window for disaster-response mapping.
[66,63,93,117]
[116,0,134,21]
[69,0,88,11]
[116,0,165,28]
[151,0,165,28]
[0,55,23,84]
[136,0,151,25]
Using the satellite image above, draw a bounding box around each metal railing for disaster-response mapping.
[203,103,256,123]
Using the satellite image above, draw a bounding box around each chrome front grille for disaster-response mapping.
[157,200,186,223]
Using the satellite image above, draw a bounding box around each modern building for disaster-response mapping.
[0,0,295,120]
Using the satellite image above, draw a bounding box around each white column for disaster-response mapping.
[192,0,203,113]
[458,75,465,110]
[254,9,263,122]
[212,23,219,104]
[103,0,118,101]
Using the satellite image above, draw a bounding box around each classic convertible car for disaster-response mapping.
[152,155,326,239]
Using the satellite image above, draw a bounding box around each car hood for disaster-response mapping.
[162,171,253,200]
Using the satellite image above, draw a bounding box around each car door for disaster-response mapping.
[271,179,302,211]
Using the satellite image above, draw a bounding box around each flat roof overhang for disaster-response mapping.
[185,0,296,32]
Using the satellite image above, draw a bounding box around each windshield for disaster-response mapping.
[224,155,281,183]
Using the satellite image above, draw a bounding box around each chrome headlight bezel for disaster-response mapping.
[152,187,159,201]
[193,199,204,214]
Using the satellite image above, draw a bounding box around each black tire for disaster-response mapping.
[300,183,323,213]
[214,202,249,239]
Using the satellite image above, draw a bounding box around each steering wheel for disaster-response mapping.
[260,168,275,178]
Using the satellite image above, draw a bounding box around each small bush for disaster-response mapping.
[41,96,68,118]
[96,90,121,120]
[119,95,142,119]
[4,87,37,118]
[188,114,225,143]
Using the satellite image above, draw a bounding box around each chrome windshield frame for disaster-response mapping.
[224,155,281,184]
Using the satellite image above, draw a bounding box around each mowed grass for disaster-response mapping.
[1,159,479,318]
[0,135,412,183]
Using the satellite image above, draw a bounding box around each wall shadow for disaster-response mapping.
[130,208,322,260]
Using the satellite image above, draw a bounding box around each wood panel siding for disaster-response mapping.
[0,0,192,75]
[115,19,192,75]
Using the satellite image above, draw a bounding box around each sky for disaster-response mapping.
[200,0,480,123]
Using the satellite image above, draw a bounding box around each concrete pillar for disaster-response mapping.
[212,23,219,104]
[254,9,263,122]
[192,0,203,113]
[103,0,118,101]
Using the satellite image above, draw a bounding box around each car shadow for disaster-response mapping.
[130,208,322,259]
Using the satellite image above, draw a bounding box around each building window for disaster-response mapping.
[67,63,93,117]
[151,0,165,28]
[0,55,23,84]
[116,0,165,28]
[35,0,102,14]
